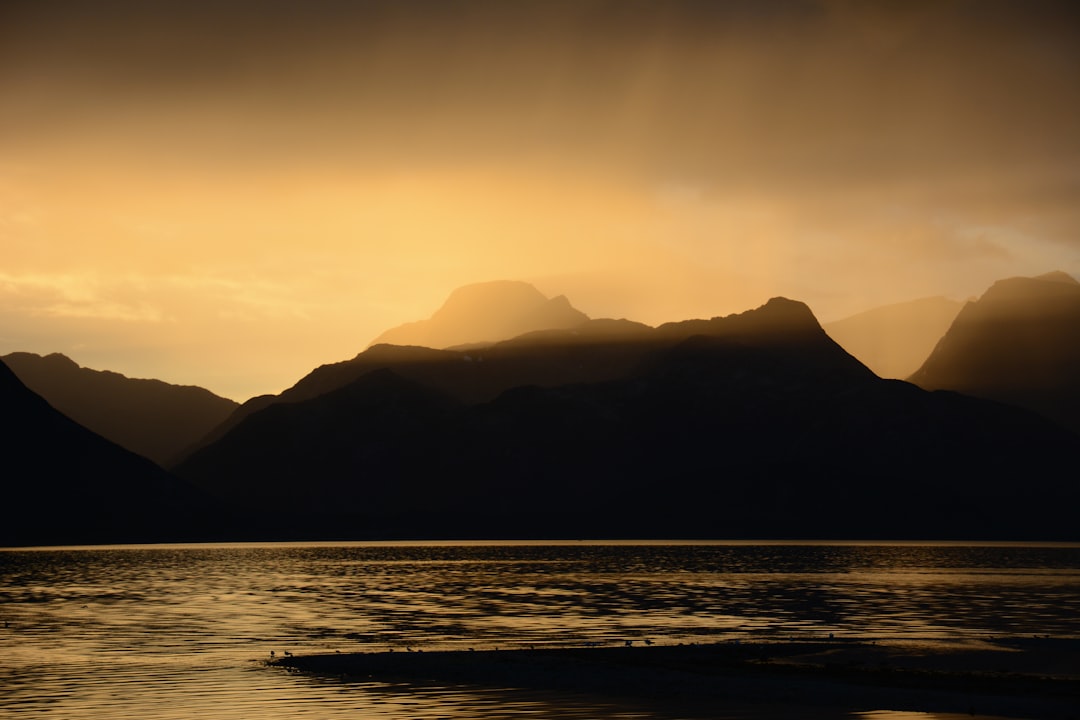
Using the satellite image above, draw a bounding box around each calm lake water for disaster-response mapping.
[1,541,1078,719]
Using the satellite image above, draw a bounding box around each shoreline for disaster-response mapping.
[271,637,1080,719]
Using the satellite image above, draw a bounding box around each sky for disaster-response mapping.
[2,0,1079,401]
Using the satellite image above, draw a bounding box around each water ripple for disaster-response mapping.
[1,542,1078,718]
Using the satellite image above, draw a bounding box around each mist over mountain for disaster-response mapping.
[175,297,1079,541]
[370,281,589,349]
[909,272,1080,434]
[192,285,847,452]
[2,352,239,467]
[0,358,217,546]
[824,297,964,379]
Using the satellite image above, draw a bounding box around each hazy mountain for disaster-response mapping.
[908,272,1080,433]
[175,297,1079,541]
[2,352,239,467]
[824,297,964,379]
[0,358,215,546]
[370,280,589,349]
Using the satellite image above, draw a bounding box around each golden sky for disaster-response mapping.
[2,0,1079,400]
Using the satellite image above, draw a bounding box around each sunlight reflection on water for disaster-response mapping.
[1,541,1078,719]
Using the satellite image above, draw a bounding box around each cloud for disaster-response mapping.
[0,271,163,321]
[166,273,318,322]
[37,301,164,323]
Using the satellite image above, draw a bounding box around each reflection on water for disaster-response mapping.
[856,714,1015,720]
[1,542,1078,719]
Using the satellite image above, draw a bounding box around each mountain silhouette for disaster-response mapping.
[908,272,1080,433]
[824,297,964,379]
[178,298,848,458]
[370,280,589,349]
[2,352,239,467]
[0,358,216,546]
[175,297,1079,541]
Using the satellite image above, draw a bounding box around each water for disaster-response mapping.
[1,541,1078,719]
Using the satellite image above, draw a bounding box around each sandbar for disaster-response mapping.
[270,637,1079,719]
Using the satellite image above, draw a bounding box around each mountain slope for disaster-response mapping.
[908,272,1080,433]
[175,298,1079,540]
[370,280,589,349]
[0,358,214,546]
[824,297,964,379]
[2,352,238,466]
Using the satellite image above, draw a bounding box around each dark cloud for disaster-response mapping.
[5,0,1078,174]
[4,0,1078,227]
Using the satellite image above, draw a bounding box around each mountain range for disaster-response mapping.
[6,274,1079,545]
[2,352,238,466]
[175,295,1080,541]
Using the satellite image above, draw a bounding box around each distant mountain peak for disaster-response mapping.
[439,279,546,306]
[909,271,1080,433]
[1033,270,1078,285]
[757,296,819,324]
[370,280,589,349]
[977,271,1080,305]
[5,351,79,370]
[546,294,575,310]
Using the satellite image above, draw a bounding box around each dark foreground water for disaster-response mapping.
[1,541,1078,719]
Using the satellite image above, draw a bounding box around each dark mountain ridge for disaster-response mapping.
[0,358,219,546]
[176,298,1079,541]
[2,352,238,466]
